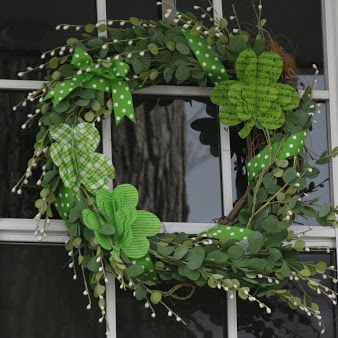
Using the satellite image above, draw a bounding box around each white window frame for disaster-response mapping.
[0,0,337,337]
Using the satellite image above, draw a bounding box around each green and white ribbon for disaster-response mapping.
[44,48,135,125]
[181,28,229,85]
[200,224,254,241]
[246,130,307,181]
[50,122,115,197]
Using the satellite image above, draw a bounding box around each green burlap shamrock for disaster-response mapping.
[210,49,300,138]
[82,184,161,259]
[44,48,135,125]
[50,122,115,197]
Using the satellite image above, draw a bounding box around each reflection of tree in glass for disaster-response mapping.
[111,96,189,222]
[116,285,227,338]
[0,90,40,218]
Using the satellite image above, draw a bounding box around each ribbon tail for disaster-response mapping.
[181,27,229,85]
[111,79,136,125]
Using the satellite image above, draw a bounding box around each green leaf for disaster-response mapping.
[269,248,282,262]
[187,254,204,270]
[85,24,95,33]
[59,64,75,77]
[173,246,189,260]
[157,246,175,257]
[135,283,147,300]
[166,41,175,51]
[149,69,159,80]
[302,206,316,218]
[150,291,162,304]
[148,43,159,55]
[175,65,190,82]
[67,38,79,47]
[227,245,244,260]
[294,239,305,250]
[49,57,59,69]
[88,38,104,48]
[54,101,70,113]
[316,261,327,274]
[164,67,174,83]
[280,262,291,277]
[94,284,105,297]
[206,250,228,264]
[248,231,263,253]
[319,203,331,217]
[126,264,144,277]
[130,17,140,26]
[87,256,100,272]
[176,42,190,55]
[283,168,297,184]
[265,236,282,248]
[228,35,246,53]
[299,267,311,277]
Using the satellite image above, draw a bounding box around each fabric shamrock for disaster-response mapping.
[82,184,161,259]
[210,49,300,138]
[50,122,115,197]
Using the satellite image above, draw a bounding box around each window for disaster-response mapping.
[0,1,337,338]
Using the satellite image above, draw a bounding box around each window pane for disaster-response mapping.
[0,0,96,79]
[230,102,331,221]
[237,251,337,337]
[111,97,222,222]
[222,0,324,75]
[0,244,105,337]
[107,0,160,21]
[116,286,227,337]
[0,91,40,218]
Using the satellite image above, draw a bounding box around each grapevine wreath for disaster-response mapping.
[12,1,338,335]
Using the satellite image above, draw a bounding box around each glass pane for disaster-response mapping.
[0,0,96,79]
[116,286,227,337]
[222,0,324,75]
[230,102,330,221]
[0,244,105,337]
[107,0,160,21]
[237,251,337,337]
[0,91,40,218]
[111,97,222,223]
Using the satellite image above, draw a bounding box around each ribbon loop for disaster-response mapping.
[44,48,135,125]
[181,28,229,85]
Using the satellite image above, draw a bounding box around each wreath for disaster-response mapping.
[13,2,338,335]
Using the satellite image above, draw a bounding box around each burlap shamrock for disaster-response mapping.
[210,49,300,138]
[82,184,161,259]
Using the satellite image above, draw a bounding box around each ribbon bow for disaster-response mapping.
[44,48,135,125]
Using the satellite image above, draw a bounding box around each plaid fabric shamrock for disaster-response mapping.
[50,122,115,197]
[210,49,300,138]
[82,184,161,259]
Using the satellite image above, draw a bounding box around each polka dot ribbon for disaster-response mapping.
[44,48,135,125]
[199,225,254,241]
[55,186,75,220]
[246,130,307,181]
[180,28,229,85]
